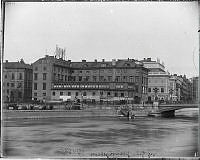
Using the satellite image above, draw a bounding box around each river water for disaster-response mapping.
[2,108,198,158]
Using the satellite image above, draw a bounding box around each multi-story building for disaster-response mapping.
[141,58,171,102]
[32,54,149,103]
[52,58,148,103]
[191,76,198,103]
[3,59,33,103]
[32,55,71,101]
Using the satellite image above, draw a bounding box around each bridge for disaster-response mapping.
[149,104,198,117]
[119,104,198,118]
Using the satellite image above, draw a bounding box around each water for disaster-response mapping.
[2,108,198,158]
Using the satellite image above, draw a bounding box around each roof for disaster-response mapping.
[4,61,32,70]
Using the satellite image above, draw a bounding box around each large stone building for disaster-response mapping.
[32,55,149,104]
[191,76,198,103]
[141,58,170,102]
[3,59,33,103]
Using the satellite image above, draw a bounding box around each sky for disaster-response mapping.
[4,2,199,78]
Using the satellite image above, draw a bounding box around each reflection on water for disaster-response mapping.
[3,108,198,158]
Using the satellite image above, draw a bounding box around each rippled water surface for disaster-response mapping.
[3,108,198,158]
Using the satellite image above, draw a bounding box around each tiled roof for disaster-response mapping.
[4,62,32,69]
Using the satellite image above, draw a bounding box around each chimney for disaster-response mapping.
[68,60,71,62]
[102,59,105,62]
[112,59,116,66]
[5,60,8,63]
[82,60,86,62]
[94,59,97,62]
[147,58,151,61]
[45,55,49,58]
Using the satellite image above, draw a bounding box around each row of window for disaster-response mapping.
[52,91,126,97]
[34,92,46,97]
[34,83,46,90]
[5,82,22,88]
[4,73,23,80]
[34,73,47,80]
[53,75,147,83]
[35,66,47,71]
[148,88,165,93]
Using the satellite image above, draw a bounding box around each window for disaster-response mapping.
[161,88,164,93]
[43,83,46,90]
[92,92,95,96]
[43,92,46,96]
[100,76,104,81]
[61,75,64,81]
[108,76,112,82]
[148,88,151,93]
[65,75,67,81]
[107,92,111,96]
[76,92,79,96]
[60,92,63,96]
[83,92,87,96]
[135,85,139,93]
[135,76,139,83]
[86,71,90,73]
[116,76,120,82]
[93,76,97,82]
[123,76,127,81]
[79,76,82,81]
[11,83,15,87]
[34,92,37,96]
[18,92,22,98]
[7,83,9,87]
[12,73,15,80]
[5,74,7,79]
[7,89,9,94]
[68,92,71,96]
[43,73,47,80]
[114,92,118,97]
[52,92,55,96]
[35,67,38,71]
[86,76,89,81]
[121,93,124,97]
[100,91,103,96]
[17,83,22,88]
[79,71,82,73]
[34,83,37,90]
[129,76,134,82]
[34,73,38,80]
[19,73,22,80]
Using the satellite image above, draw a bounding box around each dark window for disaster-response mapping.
[68,92,71,96]
[34,73,38,80]
[148,88,151,93]
[108,76,112,82]
[107,92,111,96]
[86,76,89,81]
[92,92,95,96]
[79,76,82,81]
[43,92,46,96]
[34,92,37,96]
[19,73,22,80]
[161,88,164,93]
[100,91,103,96]
[60,92,63,96]
[79,71,82,73]
[43,66,47,71]
[7,83,9,87]
[7,89,9,94]
[76,92,79,96]
[18,92,22,98]
[52,92,55,96]
[34,83,37,90]
[121,93,124,97]
[43,73,47,80]
[12,73,15,80]
[83,92,87,96]
[93,76,97,82]
[17,83,22,88]
[11,83,15,87]
[116,76,120,82]
[114,92,118,97]
[135,76,139,83]
[43,83,46,90]
[65,75,67,81]
[5,74,7,79]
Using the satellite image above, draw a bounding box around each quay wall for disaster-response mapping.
[3,109,118,120]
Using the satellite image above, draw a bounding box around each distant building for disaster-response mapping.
[141,58,170,102]
[32,53,148,103]
[191,76,198,103]
[3,59,33,103]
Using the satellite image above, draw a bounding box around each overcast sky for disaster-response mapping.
[4,2,199,78]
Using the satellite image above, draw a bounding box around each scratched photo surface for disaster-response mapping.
[2,1,199,158]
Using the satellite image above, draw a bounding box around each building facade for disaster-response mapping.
[32,55,149,103]
[191,76,198,103]
[141,58,171,102]
[3,59,33,103]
